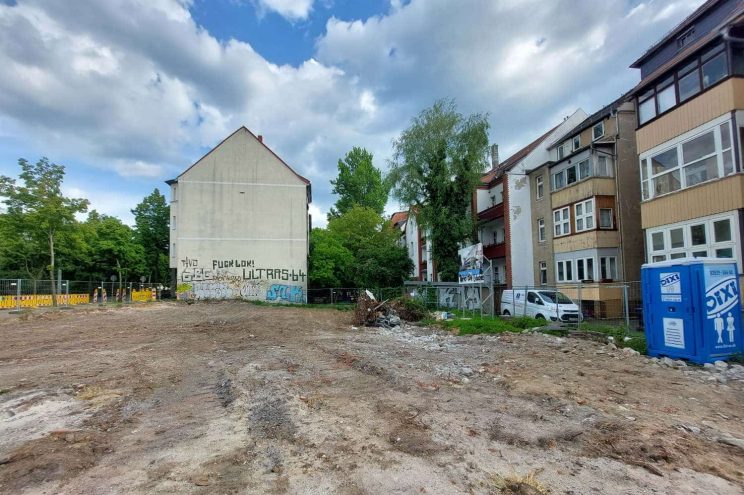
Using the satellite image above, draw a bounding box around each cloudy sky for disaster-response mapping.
[0,0,703,226]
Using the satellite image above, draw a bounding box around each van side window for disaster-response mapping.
[527,292,537,303]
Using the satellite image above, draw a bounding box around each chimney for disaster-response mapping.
[257,135,263,143]
[491,144,499,170]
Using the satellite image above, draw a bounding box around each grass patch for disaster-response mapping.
[247,300,354,311]
[429,313,546,335]
[492,470,550,494]
[0,388,10,395]
[578,322,647,354]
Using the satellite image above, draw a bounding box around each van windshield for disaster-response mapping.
[538,291,573,304]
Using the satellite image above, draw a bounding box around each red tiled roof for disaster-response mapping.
[480,124,560,185]
[390,211,408,226]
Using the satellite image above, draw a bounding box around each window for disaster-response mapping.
[572,135,581,151]
[678,60,700,101]
[553,207,570,237]
[638,89,656,125]
[656,77,676,114]
[592,122,604,141]
[640,118,735,200]
[600,256,618,281]
[599,208,613,229]
[575,199,594,232]
[171,243,176,257]
[567,166,577,185]
[638,45,731,126]
[578,159,591,180]
[557,143,567,160]
[539,262,547,285]
[647,214,739,264]
[577,258,595,281]
[702,49,727,88]
[557,260,573,282]
[172,215,176,230]
[677,27,695,49]
[596,155,609,176]
[537,218,546,242]
[553,170,566,190]
[535,176,544,199]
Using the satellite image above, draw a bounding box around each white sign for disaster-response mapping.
[660,272,682,302]
[663,317,685,349]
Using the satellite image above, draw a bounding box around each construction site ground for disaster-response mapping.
[0,301,743,494]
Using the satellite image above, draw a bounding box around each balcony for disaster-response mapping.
[483,242,506,259]
[478,202,504,221]
[552,177,616,208]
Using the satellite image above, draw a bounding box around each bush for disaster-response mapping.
[389,296,429,321]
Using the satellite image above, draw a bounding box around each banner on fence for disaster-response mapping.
[458,243,484,284]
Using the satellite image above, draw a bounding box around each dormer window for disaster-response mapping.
[592,122,604,141]
[677,27,695,49]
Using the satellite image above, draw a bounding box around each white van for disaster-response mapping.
[500,289,582,322]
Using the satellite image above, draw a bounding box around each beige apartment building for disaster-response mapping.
[629,0,744,294]
[528,96,642,317]
[168,127,311,303]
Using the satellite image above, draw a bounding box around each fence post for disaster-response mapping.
[577,280,582,325]
[16,279,21,312]
[623,284,630,331]
[65,280,70,307]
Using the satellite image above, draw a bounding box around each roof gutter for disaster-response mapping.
[722,25,744,43]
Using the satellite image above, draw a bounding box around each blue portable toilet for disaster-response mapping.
[641,258,742,364]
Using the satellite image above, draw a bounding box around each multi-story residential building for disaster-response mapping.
[629,0,744,293]
[394,208,436,282]
[528,96,642,317]
[475,110,587,287]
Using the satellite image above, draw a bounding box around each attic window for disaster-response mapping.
[677,27,694,49]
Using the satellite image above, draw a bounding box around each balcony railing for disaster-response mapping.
[477,202,504,221]
[483,242,506,259]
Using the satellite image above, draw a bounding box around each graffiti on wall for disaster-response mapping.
[177,257,306,303]
[438,287,459,308]
[463,286,481,310]
[266,284,305,303]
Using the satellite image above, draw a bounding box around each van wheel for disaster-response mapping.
[502,309,510,316]
[535,314,545,320]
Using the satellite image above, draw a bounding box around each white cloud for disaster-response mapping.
[63,185,142,225]
[308,203,326,228]
[0,0,706,223]
[254,0,314,20]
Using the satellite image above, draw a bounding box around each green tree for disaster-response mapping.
[308,228,354,288]
[388,99,489,281]
[328,147,389,219]
[0,158,89,305]
[131,188,170,283]
[84,212,147,286]
[325,205,412,288]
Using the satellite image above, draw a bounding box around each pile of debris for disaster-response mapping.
[353,291,402,328]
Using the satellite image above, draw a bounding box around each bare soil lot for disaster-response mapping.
[0,302,742,494]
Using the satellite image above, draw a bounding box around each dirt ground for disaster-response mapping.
[0,302,743,495]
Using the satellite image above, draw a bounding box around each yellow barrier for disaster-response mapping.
[0,294,90,309]
[131,289,156,302]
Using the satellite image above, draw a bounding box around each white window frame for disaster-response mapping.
[576,257,595,282]
[537,218,546,242]
[535,176,544,199]
[599,208,613,229]
[599,256,618,281]
[639,116,735,200]
[646,212,740,267]
[592,121,604,141]
[553,207,570,237]
[556,259,574,282]
[572,135,581,151]
[574,198,595,233]
[539,261,547,285]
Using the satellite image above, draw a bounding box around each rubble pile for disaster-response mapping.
[352,291,402,328]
